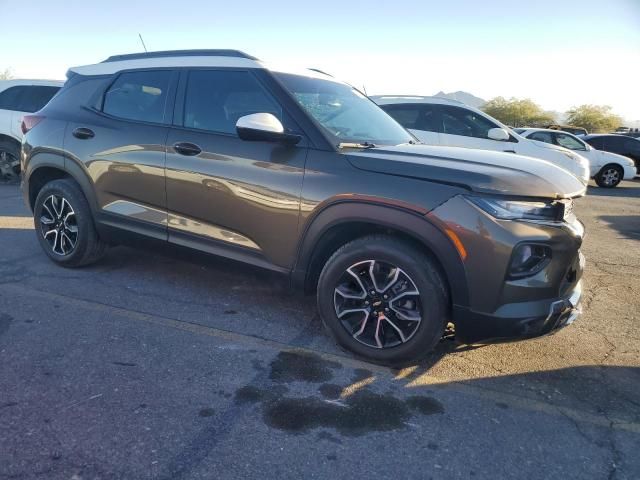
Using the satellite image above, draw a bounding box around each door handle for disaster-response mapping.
[173,142,202,156]
[503,150,516,153]
[72,127,95,139]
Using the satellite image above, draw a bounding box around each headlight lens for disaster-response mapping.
[465,196,564,221]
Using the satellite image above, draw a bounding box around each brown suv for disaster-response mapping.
[21,50,586,364]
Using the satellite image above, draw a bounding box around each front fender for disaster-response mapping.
[293,199,469,308]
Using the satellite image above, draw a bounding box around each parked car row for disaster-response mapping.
[0,79,62,179]
[371,95,591,185]
[513,128,637,188]
[20,49,586,363]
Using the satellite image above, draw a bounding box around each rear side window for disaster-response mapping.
[183,70,282,134]
[103,70,172,124]
[382,104,422,129]
[17,86,60,113]
[529,131,555,144]
[0,86,27,111]
[584,137,604,149]
[441,106,497,139]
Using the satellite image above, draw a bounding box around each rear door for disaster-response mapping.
[63,69,178,240]
[165,68,308,269]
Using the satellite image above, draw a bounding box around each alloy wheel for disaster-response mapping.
[601,167,621,186]
[333,260,422,349]
[40,195,79,256]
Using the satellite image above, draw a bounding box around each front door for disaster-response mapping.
[439,105,513,153]
[165,69,308,270]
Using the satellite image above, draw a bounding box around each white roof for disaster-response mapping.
[370,95,463,106]
[68,53,343,83]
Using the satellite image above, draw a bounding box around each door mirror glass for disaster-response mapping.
[236,113,301,144]
[488,127,510,141]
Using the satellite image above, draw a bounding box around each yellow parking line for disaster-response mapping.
[0,216,34,229]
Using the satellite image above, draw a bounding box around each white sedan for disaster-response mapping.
[515,128,637,188]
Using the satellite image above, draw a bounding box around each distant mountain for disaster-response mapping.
[434,91,486,109]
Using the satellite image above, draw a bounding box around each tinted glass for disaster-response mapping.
[441,106,497,139]
[103,70,171,123]
[528,131,555,144]
[0,86,26,111]
[584,137,604,149]
[625,138,640,153]
[274,72,412,146]
[17,86,60,113]
[601,136,626,152]
[420,105,441,133]
[183,70,282,134]
[555,132,586,151]
[382,104,421,129]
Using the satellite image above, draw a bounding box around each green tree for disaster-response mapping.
[565,105,622,133]
[0,68,12,80]
[482,97,555,128]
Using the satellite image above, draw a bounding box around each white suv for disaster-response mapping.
[0,79,63,179]
[514,128,636,188]
[372,96,590,184]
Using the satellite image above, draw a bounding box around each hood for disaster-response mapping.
[346,144,587,199]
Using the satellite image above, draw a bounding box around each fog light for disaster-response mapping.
[509,243,552,278]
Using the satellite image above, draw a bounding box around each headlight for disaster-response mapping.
[465,196,565,221]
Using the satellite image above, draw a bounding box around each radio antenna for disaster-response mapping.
[138,33,148,53]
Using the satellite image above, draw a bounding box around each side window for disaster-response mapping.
[103,70,172,124]
[624,138,640,153]
[585,137,604,150]
[382,104,421,129]
[555,133,585,151]
[603,136,625,152]
[0,86,27,111]
[528,131,555,144]
[183,70,282,135]
[17,86,61,113]
[441,106,497,139]
[418,105,442,133]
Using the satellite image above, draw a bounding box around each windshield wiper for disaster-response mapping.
[337,141,377,149]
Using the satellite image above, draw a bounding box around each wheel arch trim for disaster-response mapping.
[293,198,470,307]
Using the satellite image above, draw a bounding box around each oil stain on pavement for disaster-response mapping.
[236,350,444,436]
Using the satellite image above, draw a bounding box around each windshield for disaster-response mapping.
[273,72,413,146]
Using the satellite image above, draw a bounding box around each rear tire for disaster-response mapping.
[317,235,448,365]
[33,179,107,267]
[595,165,623,188]
[0,139,20,182]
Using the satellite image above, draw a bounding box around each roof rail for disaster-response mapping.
[102,49,258,63]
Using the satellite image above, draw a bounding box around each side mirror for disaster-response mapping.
[236,113,301,145]
[487,127,510,141]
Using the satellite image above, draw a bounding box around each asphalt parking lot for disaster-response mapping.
[1,179,639,480]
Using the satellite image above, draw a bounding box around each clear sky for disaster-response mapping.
[1,0,639,123]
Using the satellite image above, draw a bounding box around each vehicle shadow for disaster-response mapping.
[587,178,640,198]
[598,215,640,241]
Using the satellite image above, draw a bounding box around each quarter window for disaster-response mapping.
[103,70,172,124]
[183,70,282,135]
[441,106,497,139]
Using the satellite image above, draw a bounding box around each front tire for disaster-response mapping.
[595,165,623,188]
[33,179,107,267]
[317,235,448,365]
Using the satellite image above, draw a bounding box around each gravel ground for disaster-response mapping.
[0,179,638,480]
